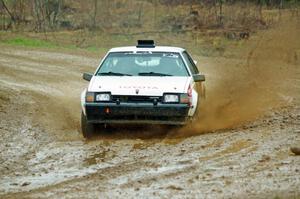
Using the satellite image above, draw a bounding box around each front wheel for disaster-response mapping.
[81,111,95,138]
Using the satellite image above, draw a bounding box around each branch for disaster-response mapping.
[0,0,15,22]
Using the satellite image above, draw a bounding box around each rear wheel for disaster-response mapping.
[81,111,95,138]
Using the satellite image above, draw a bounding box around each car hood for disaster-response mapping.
[88,76,190,96]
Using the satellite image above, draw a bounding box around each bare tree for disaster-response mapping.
[219,0,225,26]
[213,0,224,26]
[0,0,16,28]
[45,0,63,29]
[33,0,43,31]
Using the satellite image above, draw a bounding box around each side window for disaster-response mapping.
[182,51,199,75]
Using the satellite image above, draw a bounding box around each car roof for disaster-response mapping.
[109,46,185,53]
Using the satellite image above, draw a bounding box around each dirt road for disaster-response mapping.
[0,18,299,198]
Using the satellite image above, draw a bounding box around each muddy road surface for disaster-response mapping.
[1,19,300,198]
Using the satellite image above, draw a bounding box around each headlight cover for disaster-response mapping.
[85,92,95,102]
[95,93,111,102]
[163,94,179,103]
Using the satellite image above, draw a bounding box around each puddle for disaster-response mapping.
[200,139,253,161]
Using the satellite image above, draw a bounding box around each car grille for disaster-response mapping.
[111,95,162,103]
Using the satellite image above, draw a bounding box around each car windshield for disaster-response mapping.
[96,52,189,77]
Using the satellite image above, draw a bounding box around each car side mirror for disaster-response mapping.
[193,60,198,65]
[83,72,93,81]
[193,74,205,82]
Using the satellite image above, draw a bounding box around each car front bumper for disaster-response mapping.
[85,102,190,125]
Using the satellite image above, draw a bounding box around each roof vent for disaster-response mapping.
[136,40,155,48]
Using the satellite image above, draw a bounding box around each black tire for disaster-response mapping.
[81,111,95,138]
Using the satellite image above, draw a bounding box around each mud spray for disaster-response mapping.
[182,14,300,136]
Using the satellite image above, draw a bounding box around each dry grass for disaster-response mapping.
[0,3,298,57]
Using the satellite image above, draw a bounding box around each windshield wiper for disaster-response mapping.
[138,72,173,76]
[98,72,132,76]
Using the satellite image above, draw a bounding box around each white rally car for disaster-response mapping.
[81,40,205,138]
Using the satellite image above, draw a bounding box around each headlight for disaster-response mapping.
[95,93,111,101]
[86,92,111,102]
[163,94,179,103]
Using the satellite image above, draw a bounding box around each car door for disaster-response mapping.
[182,51,205,99]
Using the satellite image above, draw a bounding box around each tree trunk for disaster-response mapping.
[219,0,223,26]
[258,0,263,22]
[92,0,98,29]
